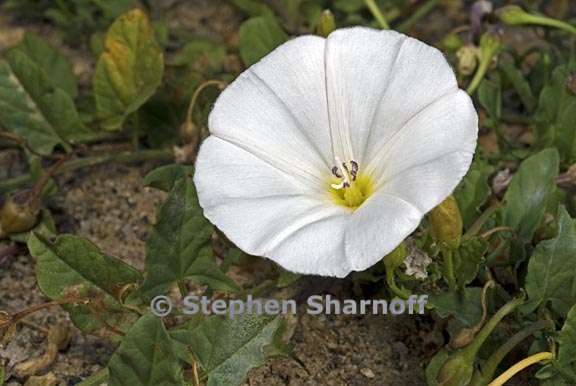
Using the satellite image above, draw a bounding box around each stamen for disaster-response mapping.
[331,156,356,190]
[350,160,359,180]
[331,166,342,178]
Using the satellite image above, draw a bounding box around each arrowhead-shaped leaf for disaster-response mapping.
[0,49,89,155]
[94,8,164,130]
[108,314,186,386]
[535,61,576,162]
[454,158,493,229]
[29,233,142,299]
[525,207,576,316]
[28,233,142,333]
[140,177,238,298]
[143,164,194,192]
[18,32,78,98]
[430,287,483,327]
[503,148,559,243]
[188,314,283,386]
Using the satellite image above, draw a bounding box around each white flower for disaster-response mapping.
[194,27,478,278]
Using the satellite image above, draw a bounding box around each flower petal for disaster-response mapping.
[345,192,422,271]
[324,28,460,166]
[208,35,331,188]
[381,151,474,214]
[195,136,353,277]
[367,89,477,186]
[323,27,407,164]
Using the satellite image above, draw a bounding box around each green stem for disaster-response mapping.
[463,200,500,239]
[364,0,390,29]
[522,13,576,35]
[474,319,553,385]
[467,33,501,95]
[467,53,492,95]
[396,0,439,33]
[385,266,411,299]
[0,148,174,194]
[76,368,109,386]
[461,295,525,362]
[178,281,188,298]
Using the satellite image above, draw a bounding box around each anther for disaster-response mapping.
[332,166,342,178]
[350,160,359,180]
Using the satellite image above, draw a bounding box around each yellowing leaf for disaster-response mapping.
[94,9,164,131]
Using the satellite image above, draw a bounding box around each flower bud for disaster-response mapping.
[437,353,474,386]
[479,31,501,61]
[429,195,463,250]
[496,4,576,35]
[456,45,479,76]
[316,10,336,38]
[441,33,464,52]
[495,5,529,26]
[179,119,199,145]
[0,192,39,235]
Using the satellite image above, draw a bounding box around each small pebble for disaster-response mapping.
[361,367,375,379]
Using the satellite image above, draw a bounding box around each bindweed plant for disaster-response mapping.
[1,1,576,385]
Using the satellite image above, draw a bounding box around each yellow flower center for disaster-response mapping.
[329,166,374,210]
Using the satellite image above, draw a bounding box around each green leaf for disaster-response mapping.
[503,148,559,243]
[18,32,78,98]
[189,314,283,386]
[0,49,90,155]
[454,237,488,287]
[536,305,576,385]
[96,0,136,19]
[28,233,142,333]
[500,60,536,112]
[143,164,194,192]
[94,9,164,130]
[228,0,275,17]
[221,247,243,273]
[29,233,142,299]
[238,16,288,67]
[140,178,238,298]
[277,270,301,288]
[430,287,483,327]
[333,0,364,13]
[534,61,576,162]
[524,207,576,316]
[454,157,493,229]
[478,75,502,122]
[171,39,227,70]
[557,306,576,375]
[425,350,449,386]
[0,363,4,386]
[108,314,186,386]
